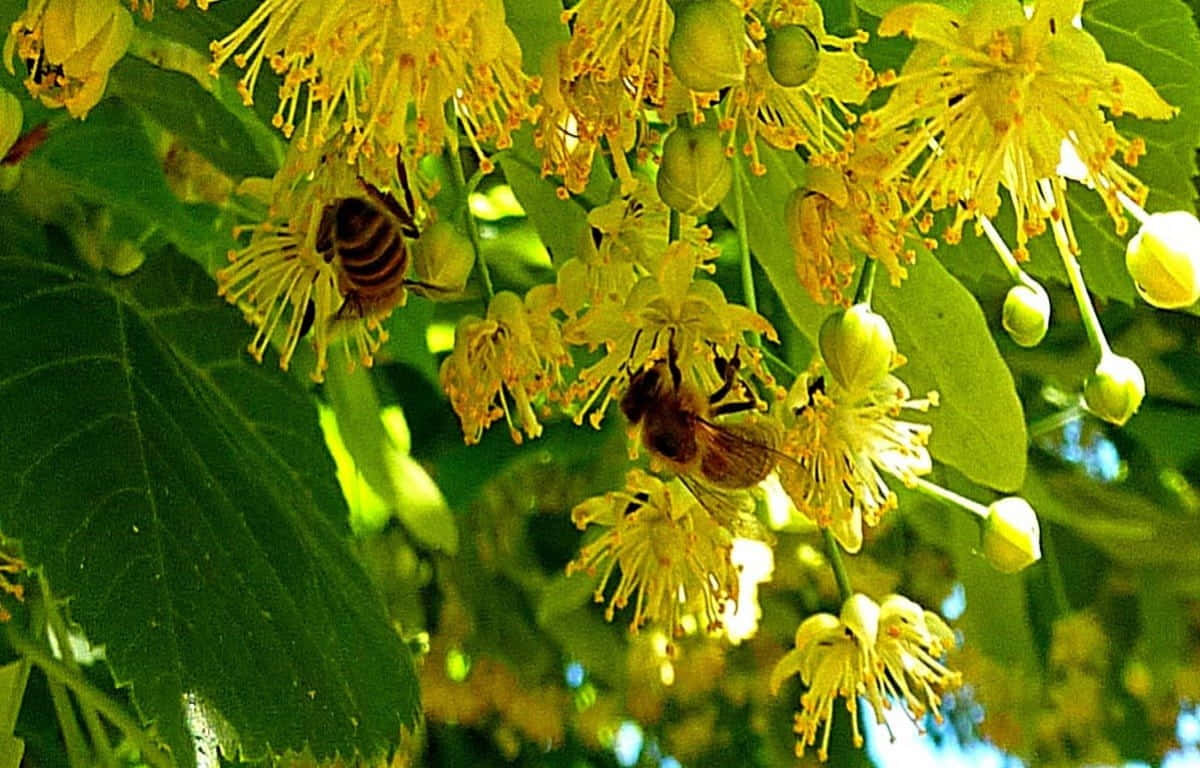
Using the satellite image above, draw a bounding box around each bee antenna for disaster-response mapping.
[666,328,682,391]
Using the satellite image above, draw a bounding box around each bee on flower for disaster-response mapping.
[864,0,1176,252]
[4,0,133,119]
[206,0,539,166]
[439,286,570,445]
[567,469,738,637]
[563,239,778,429]
[770,593,961,761]
[778,305,936,552]
[217,148,434,381]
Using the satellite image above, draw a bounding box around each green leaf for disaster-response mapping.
[0,250,418,766]
[324,365,458,553]
[498,134,595,265]
[876,255,1028,491]
[725,145,829,340]
[108,56,281,180]
[503,0,569,76]
[0,660,27,768]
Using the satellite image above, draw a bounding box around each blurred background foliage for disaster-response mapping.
[1,0,1200,766]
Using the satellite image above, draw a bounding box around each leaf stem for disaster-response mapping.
[7,629,173,768]
[669,209,680,243]
[47,678,90,768]
[1040,178,1109,357]
[821,529,854,603]
[446,105,494,303]
[761,347,797,381]
[852,257,877,306]
[910,476,990,520]
[731,157,759,321]
[979,214,1038,289]
[1028,405,1084,440]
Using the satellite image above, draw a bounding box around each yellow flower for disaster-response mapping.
[778,366,935,553]
[769,594,885,761]
[535,43,642,197]
[5,0,133,118]
[562,0,673,107]
[567,469,738,636]
[207,0,539,165]
[719,2,874,172]
[785,139,932,305]
[867,0,1176,251]
[771,593,961,761]
[563,239,778,427]
[439,287,570,445]
[875,594,962,724]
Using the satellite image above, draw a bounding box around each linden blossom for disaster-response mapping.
[567,469,739,638]
[205,0,539,166]
[864,0,1176,253]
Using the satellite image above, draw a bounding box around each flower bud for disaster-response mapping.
[0,90,22,159]
[104,241,145,276]
[13,0,134,118]
[668,0,746,92]
[765,25,820,88]
[1125,211,1200,309]
[819,303,896,392]
[840,593,880,647]
[656,125,732,215]
[982,497,1041,574]
[1002,282,1050,347]
[412,220,475,296]
[1084,353,1145,426]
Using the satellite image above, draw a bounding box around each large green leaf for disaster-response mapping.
[875,254,1028,491]
[732,144,1026,490]
[0,250,418,766]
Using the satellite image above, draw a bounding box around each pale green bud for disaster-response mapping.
[1084,353,1145,427]
[668,0,746,92]
[1002,282,1050,347]
[1125,211,1200,309]
[0,90,22,159]
[765,25,820,88]
[819,303,896,392]
[104,241,145,276]
[412,220,475,296]
[982,497,1041,574]
[656,125,732,215]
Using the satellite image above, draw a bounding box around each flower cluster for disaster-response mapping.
[206,0,540,167]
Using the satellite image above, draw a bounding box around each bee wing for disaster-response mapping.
[697,416,807,480]
[695,417,784,488]
[678,472,772,544]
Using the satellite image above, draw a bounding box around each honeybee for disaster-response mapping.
[299,158,445,337]
[619,344,782,538]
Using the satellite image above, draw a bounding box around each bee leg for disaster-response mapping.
[708,344,744,404]
[357,176,420,238]
[403,278,454,296]
[315,203,337,257]
[710,398,758,417]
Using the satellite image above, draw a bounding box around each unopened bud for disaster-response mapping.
[1125,211,1200,309]
[412,220,475,296]
[1002,282,1051,347]
[819,303,896,392]
[982,497,1041,574]
[1084,353,1145,426]
[656,125,732,216]
[765,25,820,88]
[840,593,880,647]
[668,0,746,92]
[104,241,145,276]
[0,91,21,159]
